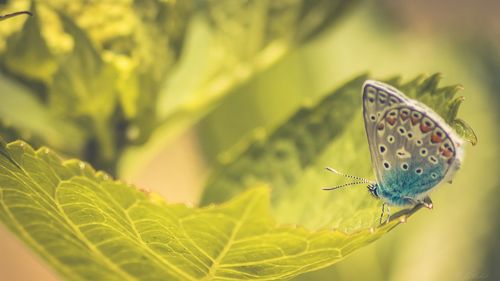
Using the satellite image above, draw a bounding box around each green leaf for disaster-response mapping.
[0,72,84,153]
[121,0,358,179]
[0,139,420,280]
[201,75,367,205]
[294,0,360,42]
[200,74,475,231]
[394,74,477,145]
[157,0,357,121]
[2,1,360,179]
[3,2,57,83]
[50,13,120,166]
[50,13,118,120]
[450,118,478,146]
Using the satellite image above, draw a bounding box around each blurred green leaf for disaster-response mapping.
[201,74,474,231]
[1,0,191,171]
[201,75,367,206]
[0,139,418,280]
[51,13,118,120]
[50,13,119,167]
[294,0,356,42]
[3,2,56,83]
[120,0,359,177]
[157,0,358,120]
[2,0,360,177]
[0,72,84,153]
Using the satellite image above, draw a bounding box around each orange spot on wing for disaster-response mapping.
[386,116,396,126]
[377,122,385,131]
[420,123,433,133]
[431,133,443,143]
[400,112,409,121]
[439,147,454,158]
[411,116,420,125]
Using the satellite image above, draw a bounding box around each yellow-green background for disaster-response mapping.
[1,0,499,280]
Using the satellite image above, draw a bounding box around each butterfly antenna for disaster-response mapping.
[325,167,373,183]
[322,181,368,191]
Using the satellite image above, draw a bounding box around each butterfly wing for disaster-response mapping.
[362,80,408,183]
[362,80,464,204]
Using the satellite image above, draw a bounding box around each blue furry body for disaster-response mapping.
[374,164,443,206]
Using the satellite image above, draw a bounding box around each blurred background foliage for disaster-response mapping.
[0,0,499,280]
[0,0,356,173]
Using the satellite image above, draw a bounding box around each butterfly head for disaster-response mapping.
[367,183,379,198]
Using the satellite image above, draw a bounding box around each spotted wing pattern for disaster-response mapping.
[362,80,464,205]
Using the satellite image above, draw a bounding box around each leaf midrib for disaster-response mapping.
[97,180,200,281]
[202,193,260,280]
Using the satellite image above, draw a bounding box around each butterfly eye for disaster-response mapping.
[415,168,423,175]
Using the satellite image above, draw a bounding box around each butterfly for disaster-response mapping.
[324,80,464,224]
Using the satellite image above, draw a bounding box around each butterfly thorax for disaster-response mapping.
[366,181,409,205]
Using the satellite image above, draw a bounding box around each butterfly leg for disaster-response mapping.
[379,203,385,225]
[379,203,391,224]
[404,196,433,209]
[422,196,433,209]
